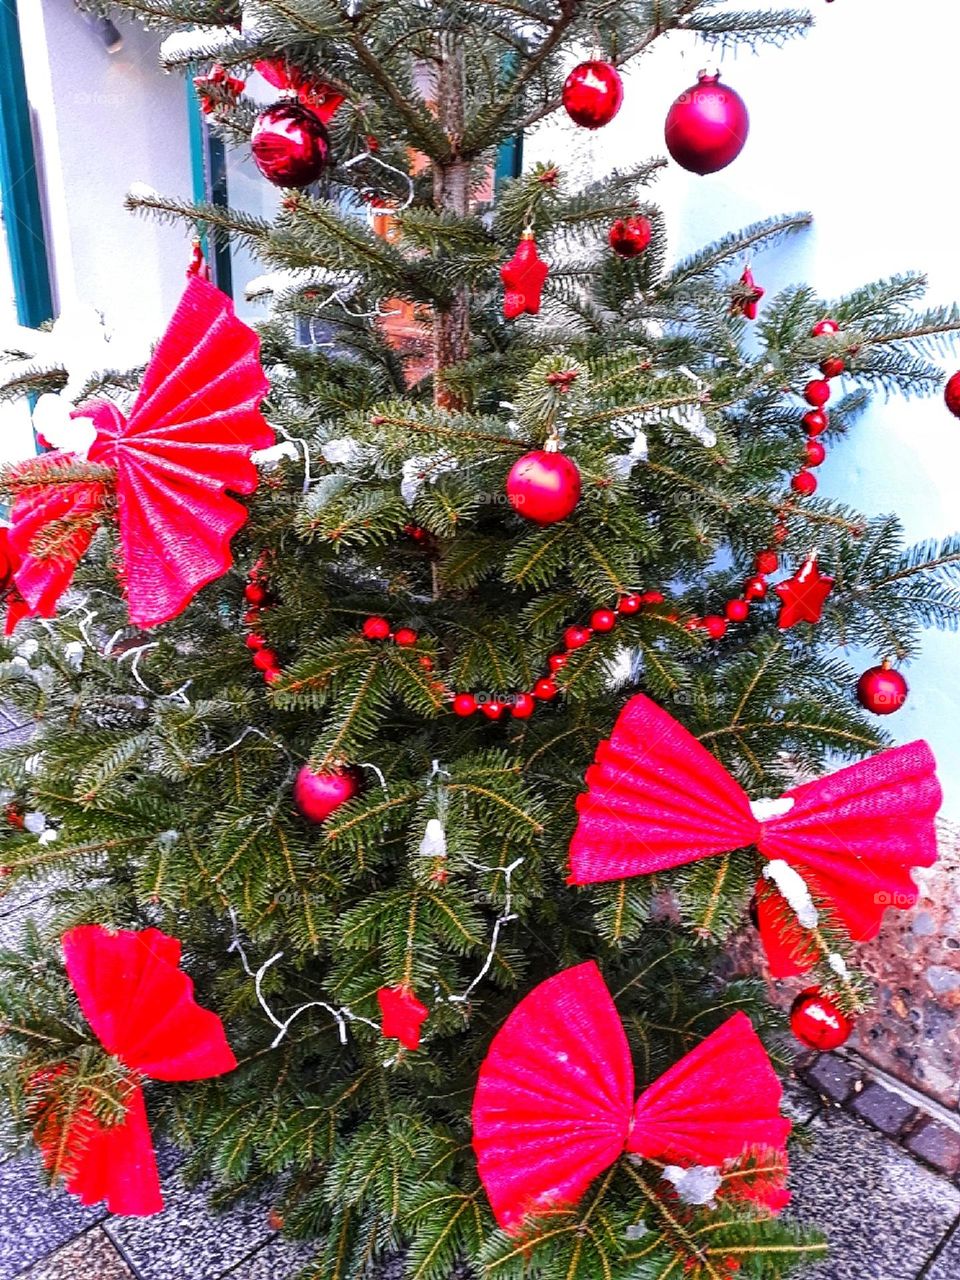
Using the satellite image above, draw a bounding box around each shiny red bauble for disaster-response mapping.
[812,318,839,337]
[856,663,908,715]
[511,692,536,718]
[618,593,643,614]
[293,765,360,823]
[804,380,831,407]
[252,648,280,671]
[803,410,829,437]
[393,627,418,647]
[251,103,330,188]
[562,60,624,129]
[789,987,853,1051]
[945,371,960,419]
[452,692,478,717]
[590,609,617,632]
[744,576,767,601]
[725,599,749,623]
[608,215,652,258]
[791,470,818,496]
[533,676,559,700]
[664,72,749,175]
[245,632,267,651]
[821,357,845,379]
[244,582,268,605]
[362,616,392,641]
[641,590,665,605]
[548,653,568,672]
[755,550,778,576]
[564,625,592,649]
[702,615,727,640]
[481,699,506,720]
[805,439,827,467]
[505,450,581,524]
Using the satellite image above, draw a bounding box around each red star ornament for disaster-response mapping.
[775,553,834,629]
[501,232,549,319]
[731,265,765,320]
[377,984,429,1050]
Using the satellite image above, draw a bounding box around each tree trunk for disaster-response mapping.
[433,39,471,411]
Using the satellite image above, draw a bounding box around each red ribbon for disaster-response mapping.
[35,926,236,1215]
[569,695,941,974]
[472,961,790,1231]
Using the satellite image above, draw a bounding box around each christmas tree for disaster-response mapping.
[2,3,959,1278]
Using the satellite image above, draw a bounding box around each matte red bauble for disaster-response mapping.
[792,470,818,495]
[945,371,960,418]
[293,765,359,823]
[664,72,749,175]
[856,662,908,715]
[562,60,624,129]
[251,103,330,188]
[608,215,652,258]
[506,450,581,524]
[805,439,827,466]
[790,987,853,1051]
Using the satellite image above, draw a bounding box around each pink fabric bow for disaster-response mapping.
[9,277,273,629]
[472,961,790,1231]
[569,694,941,975]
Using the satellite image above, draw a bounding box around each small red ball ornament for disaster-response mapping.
[812,318,839,337]
[725,599,749,622]
[945,371,960,418]
[664,71,750,175]
[245,632,267,651]
[362,616,392,641]
[791,470,818,496]
[263,667,282,685]
[856,662,908,715]
[804,380,831,408]
[755,550,779,576]
[789,987,853,1051]
[511,692,536,718]
[453,693,478,717]
[591,608,617,632]
[618,594,643,614]
[506,449,581,524]
[803,410,829,437]
[244,582,268,605]
[253,648,280,671]
[533,676,559,700]
[294,765,360,823]
[481,699,506,720]
[562,60,624,129]
[564,625,592,649]
[608,215,652,258]
[548,653,569,672]
[805,439,827,467]
[393,627,418,647]
[251,103,330,188]
[702,615,727,639]
[744,575,767,601]
[821,357,845,379]
[642,590,665,605]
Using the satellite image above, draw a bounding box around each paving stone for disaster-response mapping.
[805,1055,862,1104]
[104,1167,275,1280]
[225,1235,319,1279]
[925,1220,960,1280]
[782,1078,821,1125]
[849,1081,916,1136]
[17,1227,133,1280]
[0,1154,105,1278]
[787,1107,960,1280]
[904,1118,960,1175]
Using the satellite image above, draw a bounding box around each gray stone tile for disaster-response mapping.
[17,1227,133,1280]
[787,1107,960,1280]
[849,1081,917,1136]
[805,1054,862,1104]
[224,1236,318,1279]
[905,1118,960,1176]
[925,1221,960,1280]
[782,1077,821,1125]
[104,1169,275,1280]
[0,1154,105,1278]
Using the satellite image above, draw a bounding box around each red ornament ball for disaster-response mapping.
[642,590,665,605]
[505,450,581,525]
[805,439,827,467]
[821,357,845,379]
[804,380,831,408]
[452,692,478,717]
[362,616,392,641]
[725,599,749,623]
[789,987,853,1051]
[564,625,592,649]
[618,593,643,614]
[245,632,267,651]
[812,318,839,337]
[803,410,829,437]
[293,765,359,824]
[511,692,536,718]
[590,608,617,632]
[945,371,960,418]
[792,469,818,496]
[252,647,280,671]
[562,60,624,129]
[856,663,908,716]
[664,71,750,175]
[755,549,779,576]
[548,653,568,672]
[744,575,767,601]
[608,215,652,259]
[481,699,506,720]
[702,614,728,640]
[393,627,418,647]
[533,676,559,701]
[263,667,282,686]
[251,103,330,188]
[244,582,268,605]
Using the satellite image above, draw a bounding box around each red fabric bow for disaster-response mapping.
[569,695,941,975]
[9,277,273,629]
[254,59,345,122]
[36,926,237,1215]
[472,961,790,1231]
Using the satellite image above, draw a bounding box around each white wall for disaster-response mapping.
[527,0,960,811]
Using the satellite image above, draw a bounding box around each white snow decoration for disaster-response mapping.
[15,638,39,660]
[244,268,360,304]
[23,812,47,835]
[610,424,649,479]
[670,402,716,448]
[38,829,58,846]
[763,858,819,931]
[828,953,851,980]
[159,27,238,65]
[127,182,161,203]
[661,1165,723,1206]
[252,441,300,466]
[749,796,795,823]
[418,818,447,860]
[63,641,85,671]
[322,438,364,466]
[158,829,180,851]
[32,395,97,458]
[401,454,457,507]
[10,657,30,672]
